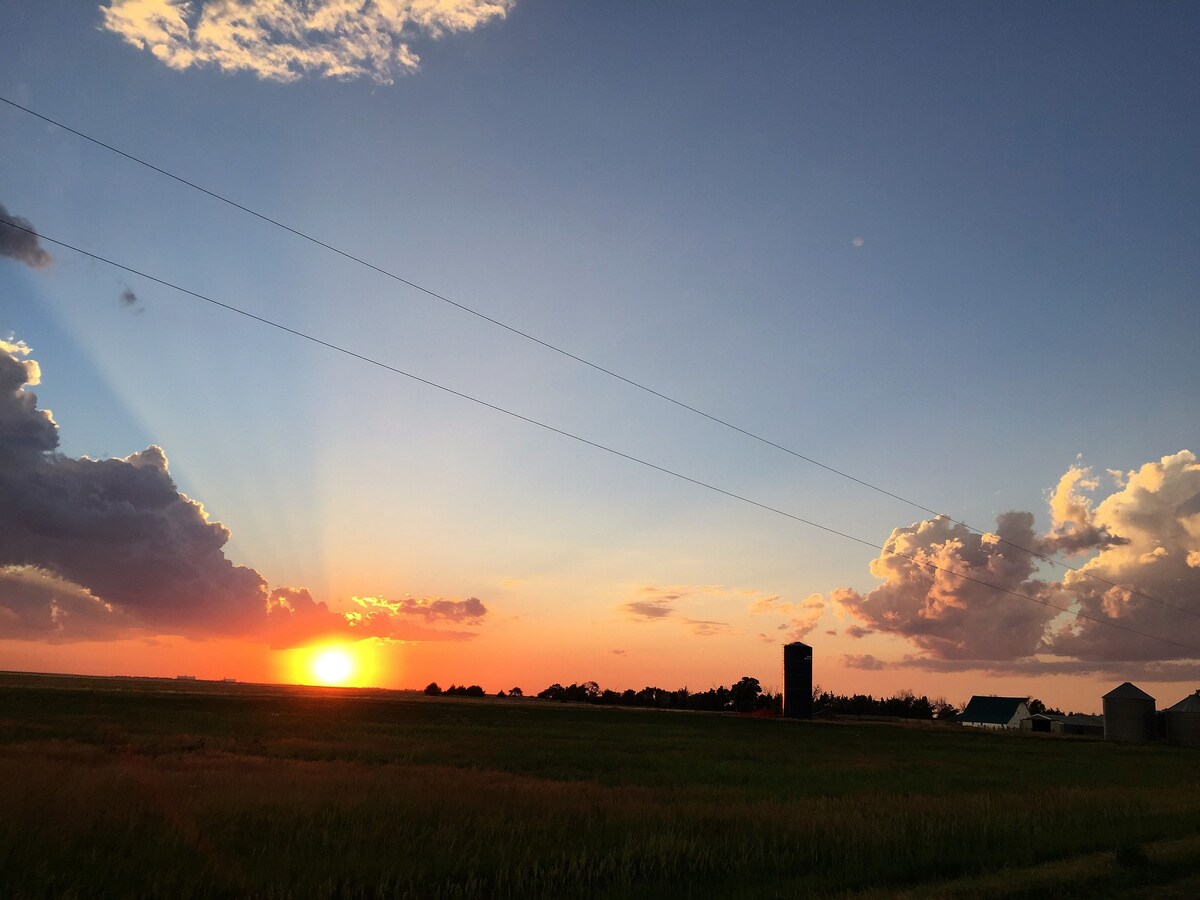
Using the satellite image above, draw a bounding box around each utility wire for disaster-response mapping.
[5,218,1198,657]
[0,94,1184,619]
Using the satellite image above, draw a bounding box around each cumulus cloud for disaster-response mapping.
[832,453,1200,671]
[0,202,52,269]
[834,512,1060,661]
[0,566,138,642]
[100,0,514,84]
[0,338,486,647]
[1042,464,1125,554]
[1046,451,1200,661]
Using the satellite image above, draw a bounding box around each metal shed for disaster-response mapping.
[1102,682,1156,743]
[1021,713,1063,733]
[1165,691,1200,748]
[1056,714,1104,738]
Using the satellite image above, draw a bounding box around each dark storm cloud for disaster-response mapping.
[0,339,487,646]
[0,202,52,269]
[0,566,138,642]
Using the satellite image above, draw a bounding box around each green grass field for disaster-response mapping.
[2,672,1199,898]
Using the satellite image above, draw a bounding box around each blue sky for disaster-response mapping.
[1,2,1198,708]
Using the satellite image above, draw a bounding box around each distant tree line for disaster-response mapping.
[535,676,781,714]
[422,676,780,713]
[423,679,1074,723]
[812,688,958,720]
[423,682,485,698]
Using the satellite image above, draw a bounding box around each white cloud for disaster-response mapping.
[832,452,1200,669]
[100,0,514,83]
[834,512,1060,661]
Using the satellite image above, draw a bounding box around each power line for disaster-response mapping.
[0,97,1185,621]
[5,218,1198,658]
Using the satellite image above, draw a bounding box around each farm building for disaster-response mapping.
[1102,682,1156,743]
[1020,713,1104,737]
[1164,691,1200,748]
[1021,713,1062,733]
[1058,714,1104,737]
[960,696,1029,729]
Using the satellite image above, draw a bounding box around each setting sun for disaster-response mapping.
[278,640,385,688]
[311,648,354,685]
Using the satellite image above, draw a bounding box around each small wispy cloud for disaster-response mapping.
[747,591,824,640]
[621,598,676,620]
[685,619,732,637]
[119,286,144,313]
[618,584,756,637]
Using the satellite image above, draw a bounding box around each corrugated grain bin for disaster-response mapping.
[1165,691,1200,748]
[1102,682,1156,743]
[783,641,812,719]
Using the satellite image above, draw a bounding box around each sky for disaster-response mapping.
[1,1,1198,713]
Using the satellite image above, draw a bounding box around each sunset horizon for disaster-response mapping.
[4,3,1200,895]
[5,7,1199,718]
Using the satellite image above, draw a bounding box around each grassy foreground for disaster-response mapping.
[2,673,1199,898]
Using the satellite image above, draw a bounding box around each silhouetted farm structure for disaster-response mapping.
[783,640,813,719]
[420,643,1200,751]
[505,643,1200,750]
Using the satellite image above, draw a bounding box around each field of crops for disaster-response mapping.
[2,671,1200,898]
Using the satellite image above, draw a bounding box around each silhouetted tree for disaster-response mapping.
[931,697,958,720]
[509,687,523,697]
[423,682,442,696]
[731,676,763,712]
[812,689,949,720]
[538,683,566,701]
[1028,698,1065,716]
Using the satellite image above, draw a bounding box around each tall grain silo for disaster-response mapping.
[1102,682,1156,743]
[1165,690,1200,748]
[783,641,812,719]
